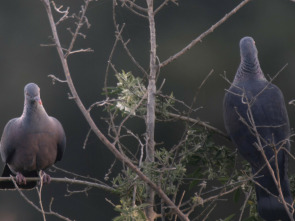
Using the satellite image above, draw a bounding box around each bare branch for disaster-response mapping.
[104,24,124,96]
[200,205,216,221]
[118,0,148,14]
[51,2,72,26]
[64,0,92,58]
[67,48,94,55]
[167,112,230,140]
[52,165,107,185]
[160,0,252,68]
[154,0,178,15]
[193,69,214,104]
[37,172,47,221]
[0,176,114,192]
[145,0,158,219]
[41,1,189,220]
[120,2,148,18]
[238,187,252,221]
[113,1,148,76]
[40,43,56,47]
[10,176,73,221]
[65,185,92,197]
[82,128,92,149]
[48,74,67,84]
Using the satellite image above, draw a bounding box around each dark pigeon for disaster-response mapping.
[223,37,293,220]
[0,83,66,189]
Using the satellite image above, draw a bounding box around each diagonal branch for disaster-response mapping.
[167,112,230,140]
[160,0,252,68]
[10,176,72,221]
[41,1,188,220]
[113,1,148,76]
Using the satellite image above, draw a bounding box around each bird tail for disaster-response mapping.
[0,165,37,190]
[255,175,293,221]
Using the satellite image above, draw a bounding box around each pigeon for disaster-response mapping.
[0,83,66,189]
[223,37,293,220]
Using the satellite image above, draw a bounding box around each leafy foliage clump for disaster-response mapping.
[106,70,175,117]
[107,70,261,220]
[186,130,237,182]
[113,199,147,221]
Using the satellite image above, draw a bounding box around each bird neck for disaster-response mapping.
[234,59,265,83]
[22,103,48,122]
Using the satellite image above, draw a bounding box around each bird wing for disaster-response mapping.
[0,118,18,164]
[51,117,66,162]
[224,81,290,170]
[251,84,290,148]
[251,83,290,179]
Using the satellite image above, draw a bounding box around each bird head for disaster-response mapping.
[24,83,42,106]
[239,36,258,63]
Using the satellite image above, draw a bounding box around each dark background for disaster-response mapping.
[0,0,295,220]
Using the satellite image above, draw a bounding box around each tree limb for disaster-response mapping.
[160,0,252,68]
[41,1,189,220]
[10,176,72,221]
[145,0,158,219]
[0,176,115,192]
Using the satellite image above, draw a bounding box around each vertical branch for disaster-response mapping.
[38,172,46,221]
[145,0,157,219]
[41,1,189,220]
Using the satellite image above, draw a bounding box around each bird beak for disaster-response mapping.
[34,96,42,105]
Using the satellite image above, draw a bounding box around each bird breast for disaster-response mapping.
[8,130,58,173]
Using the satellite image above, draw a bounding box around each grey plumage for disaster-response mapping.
[223,37,293,220]
[0,83,66,189]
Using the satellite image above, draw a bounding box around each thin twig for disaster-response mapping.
[64,0,92,58]
[0,176,115,192]
[48,74,67,84]
[104,24,124,96]
[37,172,46,221]
[167,112,230,140]
[41,1,188,220]
[113,1,148,76]
[82,128,92,149]
[154,0,170,15]
[201,204,216,221]
[238,187,252,221]
[10,175,72,221]
[121,3,148,18]
[118,0,147,12]
[160,0,252,68]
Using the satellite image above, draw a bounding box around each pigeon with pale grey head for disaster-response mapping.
[223,37,293,220]
[0,83,66,189]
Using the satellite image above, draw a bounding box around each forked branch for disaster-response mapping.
[41,0,189,220]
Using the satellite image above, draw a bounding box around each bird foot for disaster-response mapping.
[16,172,26,185]
[39,171,51,184]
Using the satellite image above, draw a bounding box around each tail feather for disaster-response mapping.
[255,172,293,221]
[0,165,37,190]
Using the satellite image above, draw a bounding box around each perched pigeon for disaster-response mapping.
[223,37,293,220]
[0,83,66,189]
